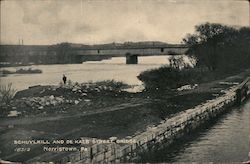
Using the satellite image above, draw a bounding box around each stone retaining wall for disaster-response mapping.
[72,87,238,163]
[27,78,249,163]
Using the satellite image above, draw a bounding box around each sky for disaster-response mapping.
[0,0,249,45]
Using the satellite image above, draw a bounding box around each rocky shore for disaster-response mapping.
[1,81,135,117]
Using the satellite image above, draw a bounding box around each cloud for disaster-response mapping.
[0,0,248,45]
[17,0,63,25]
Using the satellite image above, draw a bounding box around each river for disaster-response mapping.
[0,56,173,91]
[140,99,250,163]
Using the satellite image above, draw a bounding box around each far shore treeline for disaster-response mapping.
[138,23,250,90]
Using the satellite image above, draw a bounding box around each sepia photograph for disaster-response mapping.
[0,0,250,163]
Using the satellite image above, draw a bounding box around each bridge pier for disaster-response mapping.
[126,54,138,64]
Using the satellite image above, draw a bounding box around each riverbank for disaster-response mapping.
[0,69,250,162]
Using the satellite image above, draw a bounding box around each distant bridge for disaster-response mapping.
[74,44,188,64]
[0,43,189,65]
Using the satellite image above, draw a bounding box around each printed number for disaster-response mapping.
[15,148,31,152]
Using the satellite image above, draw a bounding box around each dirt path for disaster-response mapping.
[0,98,149,126]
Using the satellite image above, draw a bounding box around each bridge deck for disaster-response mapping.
[75,46,189,57]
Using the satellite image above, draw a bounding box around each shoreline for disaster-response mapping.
[0,70,250,162]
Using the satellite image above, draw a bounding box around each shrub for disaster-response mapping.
[0,83,16,105]
[138,67,205,90]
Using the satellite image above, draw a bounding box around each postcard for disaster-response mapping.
[0,0,250,163]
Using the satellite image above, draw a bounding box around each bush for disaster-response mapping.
[138,67,205,90]
[0,83,16,105]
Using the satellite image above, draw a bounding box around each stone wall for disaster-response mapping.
[66,87,237,163]
[26,79,249,164]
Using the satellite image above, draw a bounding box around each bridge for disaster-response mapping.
[0,42,189,65]
[73,44,188,64]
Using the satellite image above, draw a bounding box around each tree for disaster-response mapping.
[183,22,249,72]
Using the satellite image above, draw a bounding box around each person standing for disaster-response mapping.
[63,74,67,84]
